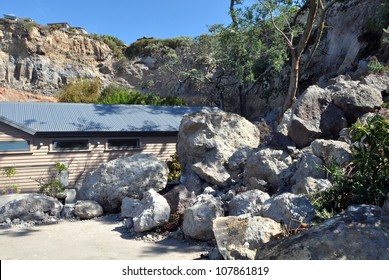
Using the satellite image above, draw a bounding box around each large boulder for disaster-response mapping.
[228,190,270,216]
[256,205,389,260]
[288,85,348,148]
[74,200,103,219]
[332,79,383,123]
[260,193,315,230]
[243,148,292,194]
[177,110,260,187]
[163,185,196,215]
[291,177,332,195]
[213,216,282,260]
[122,190,170,232]
[0,194,63,222]
[291,151,326,185]
[311,139,352,167]
[182,194,224,241]
[77,154,169,212]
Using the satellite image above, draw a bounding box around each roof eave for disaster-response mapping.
[0,116,37,135]
[33,130,178,138]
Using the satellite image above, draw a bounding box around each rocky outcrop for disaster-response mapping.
[77,154,169,212]
[0,20,113,95]
[177,110,260,188]
[0,194,63,222]
[256,205,389,260]
[213,216,282,260]
[182,194,224,241]
[74,200,103,219]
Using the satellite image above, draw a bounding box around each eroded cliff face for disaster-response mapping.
[0,20,114,95]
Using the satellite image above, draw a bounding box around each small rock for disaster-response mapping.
[228,190,270,216]
[74,200,103,220]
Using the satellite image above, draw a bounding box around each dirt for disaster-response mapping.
[0,215,207,260]
[0,87,57,102]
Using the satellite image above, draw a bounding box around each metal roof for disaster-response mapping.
[0,102,216,136]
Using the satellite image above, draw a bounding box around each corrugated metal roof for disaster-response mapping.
[0,102,216,135]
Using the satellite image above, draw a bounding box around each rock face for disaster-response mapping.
[228,190,270,216]
[177,110,260,187]
[182,194,224,241]
[260,193,315,230]
[243,148,292,194]
[77,154,169,212]
[288,85,347,148]
[213,216,282,260]
[0,20,113,95]
[256,205,389,260]
[74,200,103,219]
[0,194,63,222]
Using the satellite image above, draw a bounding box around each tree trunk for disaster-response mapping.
[239,84,246,117]
[282,50,299,114]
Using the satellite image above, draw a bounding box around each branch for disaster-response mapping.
[296,0,319,57]
[244,65,273,95]
[230,0,238,28]
[270,13,294,49]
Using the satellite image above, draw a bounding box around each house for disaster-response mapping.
[0,102,214,192]
[3,14,18,21]
[47,22,71,30]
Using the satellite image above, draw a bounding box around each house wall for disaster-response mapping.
[0,122,177,193]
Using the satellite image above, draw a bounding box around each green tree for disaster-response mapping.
[57,77,102,103]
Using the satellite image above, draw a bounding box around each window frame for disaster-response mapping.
[50,138,91,152]
[105,138,142,151]
[0,140,32,154]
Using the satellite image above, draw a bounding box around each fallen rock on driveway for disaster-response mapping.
[0,193,63,223]
[183,194,224,241]
[77,154,169,212]
[74,200,103,219]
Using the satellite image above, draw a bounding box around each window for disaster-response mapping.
[0,140,30,152]
[52,139,89,151]
[107,138,141,150]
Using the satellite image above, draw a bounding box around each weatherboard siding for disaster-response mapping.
[0,123,177,192]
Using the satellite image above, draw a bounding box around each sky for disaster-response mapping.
[0,0,257,44]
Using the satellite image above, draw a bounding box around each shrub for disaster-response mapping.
[166,153,182,182]
[2,185,19,195]
[37,177,65,198]
[57,77,102,103]
[312,115,389,218]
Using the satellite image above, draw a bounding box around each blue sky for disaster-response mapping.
[0,0,256,44]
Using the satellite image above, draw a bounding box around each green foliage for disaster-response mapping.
[54,162,68,172]
[367,1,389,33]
[1,167,19,195]
[313,115,389,216]
[125,37,193,59]
[57,77,102,103]
[99,83,186,106]
[90,34,127,57]
[37,178,65,198]
[2,167,16,178]
[368,58,389,74]
[166,153,182,182]
[2,185,19,195]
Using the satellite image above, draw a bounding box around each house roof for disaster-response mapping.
[0,102,216,136]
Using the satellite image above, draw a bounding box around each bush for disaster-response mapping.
[166,153,182,182]
[99,83,186,106]
[312,115,389,217]
[37,178,65,198]
[57,77,102,103]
